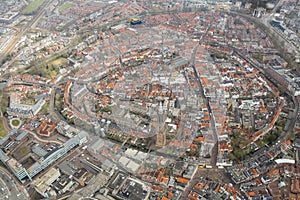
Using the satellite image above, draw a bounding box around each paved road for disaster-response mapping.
[0,117,11,133]
[189,11,218,167]
[178,11,218,200]
[0,168,29,200]
[0,0,55,63]
[272,0,286,13]
[21,128,62,145]
[279,95,299,139]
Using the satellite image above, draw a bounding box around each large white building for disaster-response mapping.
[33,168,61,198]
[7,92,46,118]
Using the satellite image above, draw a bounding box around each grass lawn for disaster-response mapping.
[27,57,68,79]
[39,103,49,114]
[0,160,8,170]
[46,57,68,78]
[0,89,8,114]
[49,70,58,78]
[49,57,68,67]
[256,139,266,148]
[12,119,20,127]
[0,120,8,139]
[19,148,29,156]
[58,1,75,12]
[22,0,45,15]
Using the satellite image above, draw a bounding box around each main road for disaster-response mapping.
[0,0,57,63]
[0,167,29,200]
[180,11,218,200]
[189,11,218,167]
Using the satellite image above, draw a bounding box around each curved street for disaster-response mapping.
[21,128,63,145]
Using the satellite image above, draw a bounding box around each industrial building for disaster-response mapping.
[0,131,88,182]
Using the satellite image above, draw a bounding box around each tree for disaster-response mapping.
[286,132,295,140]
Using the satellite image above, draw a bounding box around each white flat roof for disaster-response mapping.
[119,156,130,166]
[275,159,295,164]
[127,160,140,172]
[125,148,138,157]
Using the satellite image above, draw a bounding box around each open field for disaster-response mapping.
[49,57,68,67]
[27,57,68,78]
[22,0,45,15]
[58,1,75,12]
[0,120,8,139]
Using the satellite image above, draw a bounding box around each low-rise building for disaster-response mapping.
[33,168,61,198]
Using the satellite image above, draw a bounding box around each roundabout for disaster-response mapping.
[10,118,21,129]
